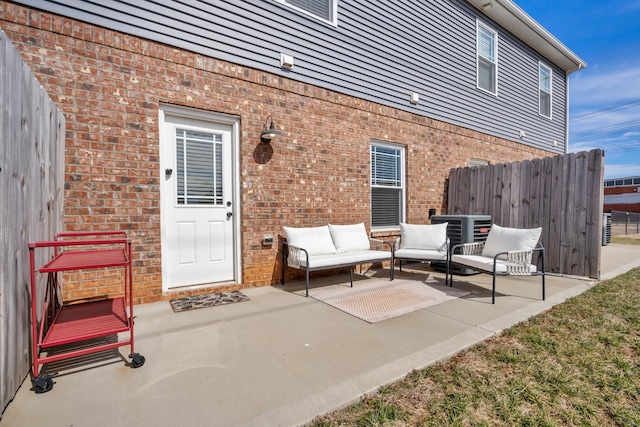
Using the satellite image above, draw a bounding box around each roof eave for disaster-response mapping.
[466,0,587,74]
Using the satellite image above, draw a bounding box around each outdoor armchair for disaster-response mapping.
[393,222,449,277]
[446,224,545,304]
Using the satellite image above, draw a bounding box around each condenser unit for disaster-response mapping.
[430,214,492,275]
[602,213,612,246]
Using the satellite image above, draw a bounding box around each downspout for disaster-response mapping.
[565,72,570,154]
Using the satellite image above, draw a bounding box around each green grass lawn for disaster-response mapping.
[611,235,640,245]
[311,242,640,426]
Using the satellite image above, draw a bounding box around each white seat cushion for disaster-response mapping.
[399,222,448,251]
[394,248,447,261]
[451,254,537,274]
[481,224,541,259]
[328,223,370,253]
[283,225,337,256]
[292,250,391,269]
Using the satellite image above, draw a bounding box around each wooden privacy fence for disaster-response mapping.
[447,149,604,279]
[0,30,65,416]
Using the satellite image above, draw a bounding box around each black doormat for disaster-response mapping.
[169,290,250,313]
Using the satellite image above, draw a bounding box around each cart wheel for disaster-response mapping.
[129,353,145,368]
[32,375,54,394]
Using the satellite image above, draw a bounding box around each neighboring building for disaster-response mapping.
[0,0,585,303]
[604,176,640,213]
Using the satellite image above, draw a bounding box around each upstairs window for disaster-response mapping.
[371,142,405,229]
[477,22,498,95]
[279,0,336,24]
[539,63,552,118]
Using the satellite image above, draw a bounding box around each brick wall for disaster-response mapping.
[1,1,552,304]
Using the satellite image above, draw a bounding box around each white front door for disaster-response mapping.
[160,107,239,290]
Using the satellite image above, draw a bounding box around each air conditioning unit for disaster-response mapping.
[602,213,612,246]
[430,214,492,275]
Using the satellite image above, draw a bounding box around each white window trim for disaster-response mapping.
[476,20,498,96]
[370,141,406,230]
[539,62,553,119]
[275,0,338,26]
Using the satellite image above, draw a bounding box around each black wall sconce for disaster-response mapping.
[260,116,282,143]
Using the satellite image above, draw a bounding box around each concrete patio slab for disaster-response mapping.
[1,243,639,427]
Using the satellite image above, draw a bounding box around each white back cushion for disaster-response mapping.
[328,223,370,253]
[283,225,337,255]
[399,222,448,251]
[482,224,542,258]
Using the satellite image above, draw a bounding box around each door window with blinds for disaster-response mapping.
[278,0,336,24]
[176,128,223,205]
[539,63,552,118]
[371,142,405,228]
[477,21,498,95]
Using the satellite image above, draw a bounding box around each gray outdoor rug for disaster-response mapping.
[308,278,469,323]
[169,290,249,313]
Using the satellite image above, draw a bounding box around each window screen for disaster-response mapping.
[539,64,552,118]
[477,23,497,94]
[285,0,333,22]
[371,143,404,228]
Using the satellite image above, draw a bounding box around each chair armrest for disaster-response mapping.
[451,241,485,256]
[283,242,309,269]
[369,238,393,252]
[493,243,545,275]
[491,249,532,275]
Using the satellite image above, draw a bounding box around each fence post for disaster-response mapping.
[626,212,629,235]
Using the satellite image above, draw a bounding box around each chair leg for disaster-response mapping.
[350,267,354,287]
[305,268,310,297]
[281,247,286,286]
[492,273,496,304]
[390,258,394,281]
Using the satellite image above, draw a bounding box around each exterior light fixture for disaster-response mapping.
[260,116,282,143]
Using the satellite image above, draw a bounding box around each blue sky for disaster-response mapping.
[516,0,640,179]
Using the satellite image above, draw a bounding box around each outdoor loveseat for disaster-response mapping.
[281,223,393,296]
[446,224,546,304]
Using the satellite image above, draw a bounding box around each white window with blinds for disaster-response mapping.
[371,142,405,229]
[477,21,498,95]
[176,129,223,205]
[539,63,552,118]
[277,0,337,24]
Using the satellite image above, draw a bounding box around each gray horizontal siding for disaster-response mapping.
[12,0,567,153]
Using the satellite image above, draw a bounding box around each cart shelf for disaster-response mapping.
[40,248,129,272]
[28,231,145,394]
[41,297,129,348]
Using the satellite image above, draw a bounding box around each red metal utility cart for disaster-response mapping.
[28,231,144,393]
